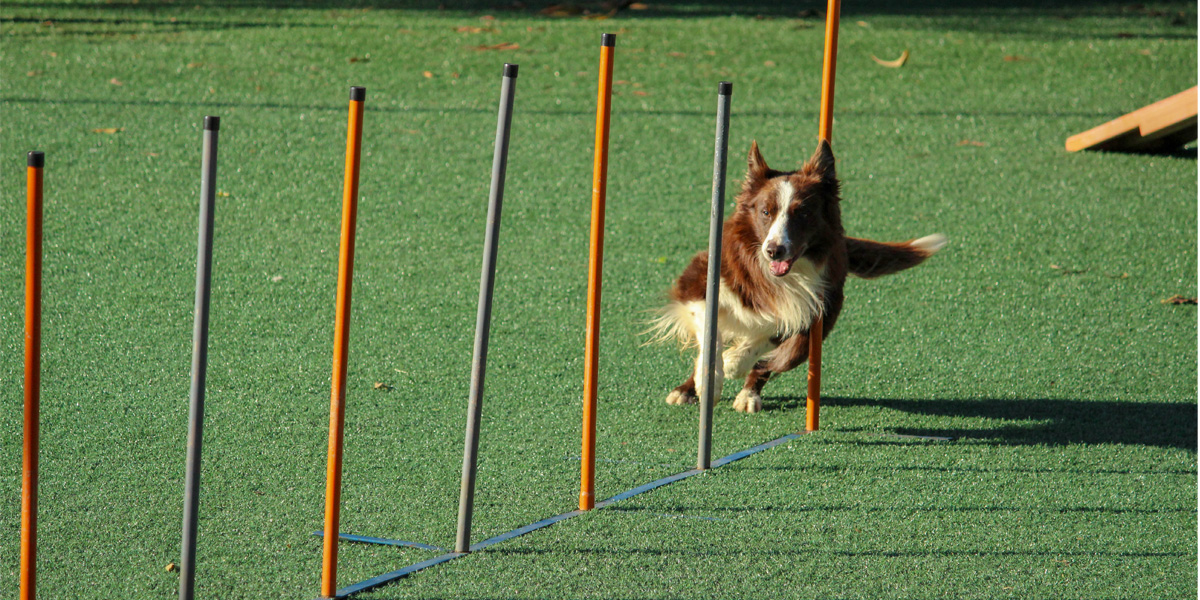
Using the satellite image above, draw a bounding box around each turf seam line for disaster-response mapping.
[318,431,805,599]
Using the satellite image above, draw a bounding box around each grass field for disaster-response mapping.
[1,1,1197,598]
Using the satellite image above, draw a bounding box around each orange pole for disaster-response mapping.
[808,0,840,432]
[321,86,365,598]
[21,151,43,600]
[580,33,615,511]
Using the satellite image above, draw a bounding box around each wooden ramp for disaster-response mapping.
[1066,86,1197,152]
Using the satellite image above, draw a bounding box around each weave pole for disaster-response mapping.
[179,116,220,600]
[580,32,616,512]
[807,0,841,433]
[697,82,732,470]
[321,85,366,599]
[455,63,519,554]
[21,151,44,600]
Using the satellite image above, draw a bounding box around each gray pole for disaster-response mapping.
[698,82,731,470]
[456,63,518,554]
[180,115,218,600]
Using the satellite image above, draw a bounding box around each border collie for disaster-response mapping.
[649,140,946,413]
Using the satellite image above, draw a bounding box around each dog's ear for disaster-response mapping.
[803,139,836,182]
[744,140,769,190]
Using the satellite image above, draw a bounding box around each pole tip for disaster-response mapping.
[27,151,44,168]
[349,86,366,101]
[601,32,616,47]
[503,63,518,78]
[718,81,732,96]
[204,116,220,131]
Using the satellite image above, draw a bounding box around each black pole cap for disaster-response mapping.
[204,116,220,131]
[27,151,44,168]
[349,86,366,101]
[718,81,732,96]
[503,63,519,78]
[601,33,616,47]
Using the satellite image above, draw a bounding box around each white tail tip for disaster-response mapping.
[912,233,948,254]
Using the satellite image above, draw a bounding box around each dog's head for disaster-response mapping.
[736,140,842,277]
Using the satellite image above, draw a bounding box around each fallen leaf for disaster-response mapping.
[92,127,125,134]
[109,77,123,85]
[583,12,613,20]
[629,2,649,8]
[871,49,910,68]
[217,191,230,197]
[764,60,777,67]
[26,70,42,77]
[145,152,160,157]
[349,55,370,63]
[633,90,648,96]
[1003,55,1027,62]
[455,25,490,33]
[856,20,870,27]
[1137,49,1151,55]
[270,275,283,282]
[956,139,985,147]
[473,42,519,51]
[479,14,496,20]
[373,381,394,390]
[186,62,204,68]
[667,51,687,57]
[166,562,177,572]
[1161,295,1197,305]
[423,70,434,78]
[615,79,630,85]
[1050,264,1087,275]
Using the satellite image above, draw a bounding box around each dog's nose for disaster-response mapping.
[765,241,786,260]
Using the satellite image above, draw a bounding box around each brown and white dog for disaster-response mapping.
[649,140,946,413]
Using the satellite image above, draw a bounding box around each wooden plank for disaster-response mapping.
[1066,86,1198,152]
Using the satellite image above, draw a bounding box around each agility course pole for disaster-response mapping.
[456,63,519,554]
[322,86,365,598]
[807,0,841,433]
[21,151,44,600]
[179,116,219,600]
[580,32,616,512]
[697,82,732,470]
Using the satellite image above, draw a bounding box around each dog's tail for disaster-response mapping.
[846,234,947,279]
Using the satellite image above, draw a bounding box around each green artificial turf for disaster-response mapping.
[1,1,1196,598]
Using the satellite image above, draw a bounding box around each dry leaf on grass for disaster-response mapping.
[629,2,649,8]
[423,70,434,78]
[166,562,177,573]
[348,56,370,63]
[473,42,519,51]
[871,50,909,68]
[109,77,123,85]
[92,127,125,134]
[455,25,492,33]
[956,140,986,147]
[633,90,648,96]
[1161,295,1198,305]
[667,51,687,57]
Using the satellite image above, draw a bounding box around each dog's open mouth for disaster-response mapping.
[769,258,794,277]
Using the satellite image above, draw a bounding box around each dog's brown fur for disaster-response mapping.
[651,140,946,413]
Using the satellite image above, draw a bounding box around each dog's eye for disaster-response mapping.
[761,208,770,217]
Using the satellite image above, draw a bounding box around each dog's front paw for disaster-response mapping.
[731,389,762,414]
[665,388,698,405]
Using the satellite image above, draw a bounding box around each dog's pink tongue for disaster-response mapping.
[770,260,792,276]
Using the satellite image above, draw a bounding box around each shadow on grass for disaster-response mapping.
[762,395,1197,451]
[3,0,1194,40]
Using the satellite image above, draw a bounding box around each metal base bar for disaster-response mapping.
[317,431,807,599]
